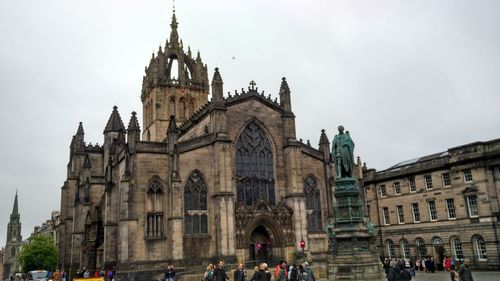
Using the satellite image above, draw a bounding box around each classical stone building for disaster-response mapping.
[363,138,500,270]
[2,192,22,279]
[31,211,60,245]
[57,11,337,279]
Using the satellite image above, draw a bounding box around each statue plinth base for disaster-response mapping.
[327,177,385,281]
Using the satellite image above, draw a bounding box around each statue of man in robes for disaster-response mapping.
[331,125,355,179]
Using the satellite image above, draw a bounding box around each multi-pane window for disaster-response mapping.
[235,122,275,205]
[424,175,433,190]
[379,185,387,197]
[304,176,322,231]
[467,195,479,217]
[184,171,208,234]
[386,240,395,259]
[383,207,390,225]
[442,172,451,187]
[397,205,405,224]
[415,239,426,258]
[408,177,417,192]
[401,240,410,259]
[452,238,464,259]
[428,200,438,221]
[146,176,164,237]
[446,199,456,219]
[412,203,421,223]
[393,182,401,195]
[464,169,473,182]
[474,236,487,261]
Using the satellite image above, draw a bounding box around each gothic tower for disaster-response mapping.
[2,192,22,280]
[141,10,209,141]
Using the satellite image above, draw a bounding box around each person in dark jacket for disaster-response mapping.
[214,260,230,281]
[234,263,246,281]
[458,258,474,281]
[165,264,175,281]
[387,261,401,281]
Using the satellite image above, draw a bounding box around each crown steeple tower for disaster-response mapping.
[141,7,209,141]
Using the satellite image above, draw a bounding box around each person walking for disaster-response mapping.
[165,264,176,281]
[302,262,315,281]
[458,258,474,281]
[234,263,247,281]
[288,264,298,281]
[450,266,459,281]
[386,260,401,281]
[250,266,259,281]
[214,260,230,281]
[204,264,214,281]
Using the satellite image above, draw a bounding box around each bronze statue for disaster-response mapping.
[331,125,355,178]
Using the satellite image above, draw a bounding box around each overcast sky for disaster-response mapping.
[1,0,499,246]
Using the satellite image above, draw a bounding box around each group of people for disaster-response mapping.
[76,266,115,281]
[195,260,315,281]
[47,270,66,281]
[382,257,475,281]
[384,259,415,281]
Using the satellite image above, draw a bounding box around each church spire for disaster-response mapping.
[11,190,19,218]
[169,6,179,46]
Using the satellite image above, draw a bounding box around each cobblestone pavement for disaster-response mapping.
[412,270,500,281]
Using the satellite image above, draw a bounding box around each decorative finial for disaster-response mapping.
[249,80,256,90]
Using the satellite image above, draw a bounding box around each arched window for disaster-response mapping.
[235,121,275,205]
[304,176,322,231]
[179,97,187,122]
[386,240,395,259]
[146,176,164,237]
[169,97,176,118]
[168,57,179,80]
[184,171,208,234]
[473,235,487,261]
[451,237,464,259]
[432,236,443,246]
[415,238,427,258]
[11,247,15,257]
[401,239,410,259]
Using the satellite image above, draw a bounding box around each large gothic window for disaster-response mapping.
[304,176,322,231]
[235,122,275,205]
[184,171,208,234]
[146,176,164,237]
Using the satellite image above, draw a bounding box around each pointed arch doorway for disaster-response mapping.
[250,225,272,265]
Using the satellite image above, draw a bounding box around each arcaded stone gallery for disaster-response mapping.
[57,12,346,278]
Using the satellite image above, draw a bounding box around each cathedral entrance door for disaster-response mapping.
[250,225,271,266]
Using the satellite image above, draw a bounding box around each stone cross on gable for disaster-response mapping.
[249,80,256,90]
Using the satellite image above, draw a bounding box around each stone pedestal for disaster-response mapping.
[327,178,385,281]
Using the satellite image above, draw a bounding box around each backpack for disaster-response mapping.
[274,266,280,279]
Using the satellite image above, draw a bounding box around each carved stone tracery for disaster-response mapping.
[235,198,294,248]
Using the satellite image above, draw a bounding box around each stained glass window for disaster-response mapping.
[236,122,275,205]
[184,171,208,234]
[304,176,322,231]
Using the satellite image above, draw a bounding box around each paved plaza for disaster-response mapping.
[412,270,499,281]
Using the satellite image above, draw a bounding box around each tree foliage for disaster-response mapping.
[19,235,57,272]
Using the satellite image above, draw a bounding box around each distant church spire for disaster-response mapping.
[11,190,19,219]
[169,3,179,45]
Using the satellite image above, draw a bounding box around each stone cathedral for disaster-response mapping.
[58,11,349,279]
